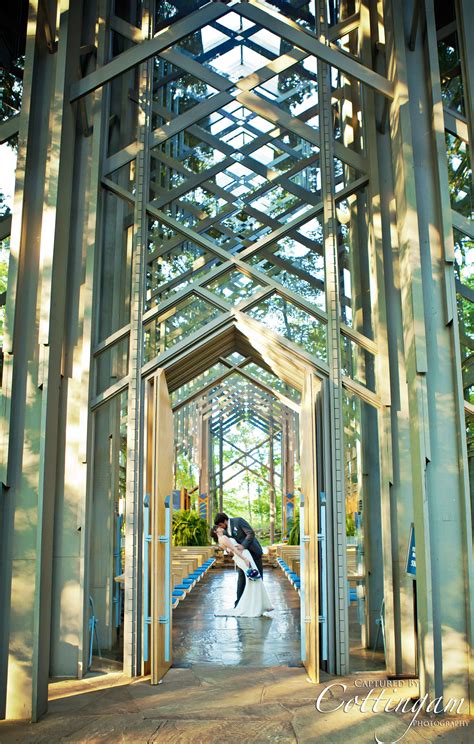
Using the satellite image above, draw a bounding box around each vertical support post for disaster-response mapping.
[123,6,152,678]
[143,495,150,664]
[319,494,328,663]
[384,0,474,709]
[269,414,275,545]
[218,416,223,512]
[316,0,349,675]
[371,0,417,676]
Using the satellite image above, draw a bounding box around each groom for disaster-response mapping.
[214,512,263,607]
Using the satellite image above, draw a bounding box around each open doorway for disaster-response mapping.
[143,315,323,684]
[171,355,302,668]
[85,325,385,680]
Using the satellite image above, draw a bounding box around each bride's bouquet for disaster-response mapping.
[246,568,261,581]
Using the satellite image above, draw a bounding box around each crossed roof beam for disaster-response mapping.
[210,409,281,438]
[105,39,366,176]
[90,1,387,182]
[202,384,285,429]
[211,433,279,478]
[172,353,300,413]
[140,176,376,357]
[98,16,368,331]
[71,1,393,103]
[186,364,289,430]
[206,400,283,434]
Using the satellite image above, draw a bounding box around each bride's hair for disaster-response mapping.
[210,526,219,543]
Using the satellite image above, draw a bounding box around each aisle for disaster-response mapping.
[172,566,301,667]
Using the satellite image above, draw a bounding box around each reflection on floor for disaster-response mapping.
[172,566,301,667]
[349,603,386,672]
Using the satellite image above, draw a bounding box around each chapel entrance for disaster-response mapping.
[144,315,324,684]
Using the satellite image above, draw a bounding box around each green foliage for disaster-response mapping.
[172,510,209,546]
[437,36,464,114]
[175,452,199,494]
[288,513,300,545]
[346,513,356,537]
[0,58,24,123]
[454,230,474,403]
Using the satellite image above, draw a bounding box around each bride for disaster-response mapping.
[211,526,273,617]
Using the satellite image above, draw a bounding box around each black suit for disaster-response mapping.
[227,517,263,606]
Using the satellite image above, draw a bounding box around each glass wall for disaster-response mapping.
[434,0,474,514]
[90,390,128,659]
[343,390,384,671]
[0,0,27,381]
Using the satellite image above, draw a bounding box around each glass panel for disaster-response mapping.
[95,337,129,395]
[246,292,327,361]
[0,134,18,351]
[340,335,376,393]
[327,0,357,26]
[161,185,228,227]
[114,0,142,27]
[250,133,319,179]
[243,361,301,403]
[155,1,210,30]
[437,31,465,115]
[90,389,128,661]
[219,209,271,243]
[170,362,228,405]
[146,232,221,309]
[147,215,176,247]
[446,132,473,220]
[144,294,222,361]
[150,130,227,198]
[343,391,384,671]
[98,190,134,340]
[254,56,318,119]
[337,189,373,338]
[249,185,304,221]
[205,269,266,305]
[196,101,274,148]
[226,352,246,365]
[259,0,317,31]
[152,57,218,129]
[246,234,325,311]
[106,58,139,156]
[454,229,474,403]
[0,4,27,122]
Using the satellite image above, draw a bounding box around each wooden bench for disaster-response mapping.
[171,549,216,608]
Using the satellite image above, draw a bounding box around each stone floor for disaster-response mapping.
[172,566,385,672]
[0,569,471,742]
[1,667,471,743]
[172,566,301,667]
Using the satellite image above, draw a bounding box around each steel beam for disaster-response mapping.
[70,2,230,101]
[237,2,395,99]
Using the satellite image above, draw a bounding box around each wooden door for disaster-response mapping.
[299,370,320,683]
[149,369,174,684]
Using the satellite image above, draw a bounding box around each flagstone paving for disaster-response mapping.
[0,569,471,742]
[0,667,471,743]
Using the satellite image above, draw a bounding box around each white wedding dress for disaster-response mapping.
[215,537,273,617]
